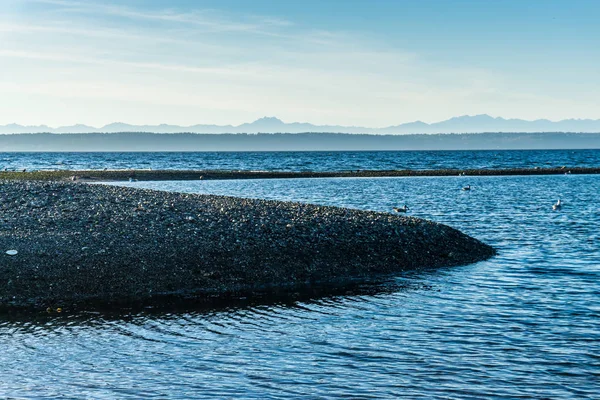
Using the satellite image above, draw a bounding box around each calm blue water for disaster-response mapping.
[1,173,599,398]
[1,149,600,171]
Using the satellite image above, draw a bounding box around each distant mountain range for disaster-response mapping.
[2,115,600,134]
[0,114,600,134]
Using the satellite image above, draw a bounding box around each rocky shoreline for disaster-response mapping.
[0,166,597,182]
[0,181,495,311]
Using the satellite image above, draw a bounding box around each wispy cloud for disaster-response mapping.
[0,21,176,43]
[30,0,292,35]
[0,49,259,77]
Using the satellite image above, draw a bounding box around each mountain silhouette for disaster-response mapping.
[1,114,600,134]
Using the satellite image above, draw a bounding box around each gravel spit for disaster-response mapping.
[0,180,495,311]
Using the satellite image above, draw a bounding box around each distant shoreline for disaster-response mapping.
[1,167,598,182]
[1,132,600,151]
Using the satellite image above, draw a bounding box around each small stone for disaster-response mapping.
[5,250,18,256]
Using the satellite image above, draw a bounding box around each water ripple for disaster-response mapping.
[1,174,600,398]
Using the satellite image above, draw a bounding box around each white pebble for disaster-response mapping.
[5,250,18,256]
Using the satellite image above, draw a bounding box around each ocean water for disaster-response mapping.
[1,172,599,398]
[1,149,600,172]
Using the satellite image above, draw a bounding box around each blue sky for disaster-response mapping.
[1,0,598,127]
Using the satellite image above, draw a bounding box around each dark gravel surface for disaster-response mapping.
[0,181,495,311]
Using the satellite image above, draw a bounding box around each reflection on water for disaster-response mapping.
[1,174,599,399]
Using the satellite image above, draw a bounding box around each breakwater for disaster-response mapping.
[0,166,598,182]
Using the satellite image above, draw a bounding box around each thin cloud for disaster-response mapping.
[0,20,236,56]
[30,0,292,35]
[0,49,258,76]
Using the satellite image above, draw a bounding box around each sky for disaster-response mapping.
[1,0,599,127]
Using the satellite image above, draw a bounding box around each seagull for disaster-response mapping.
[552,199,562,210]
[393,205,409,213]
[462,185,471,191]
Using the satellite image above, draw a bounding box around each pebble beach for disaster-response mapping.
[0,180,494,311]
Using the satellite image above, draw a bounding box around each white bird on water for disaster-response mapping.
[462,185,471,191]
[552,199,562,210]
[393,205,409,213]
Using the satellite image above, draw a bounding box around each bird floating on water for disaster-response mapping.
[552,199,562,210]
[393,205,409,213]
[462,185,471,191]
